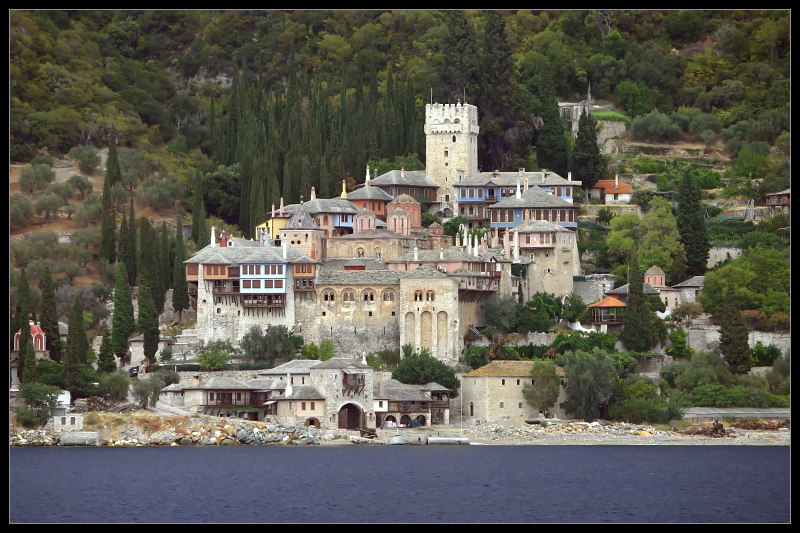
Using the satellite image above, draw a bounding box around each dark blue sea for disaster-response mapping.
[10,445,790,524]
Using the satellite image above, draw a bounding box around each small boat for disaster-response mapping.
[425,436,470,445]
[388,429,407,445]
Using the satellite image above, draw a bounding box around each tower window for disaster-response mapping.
[452,135,456,142]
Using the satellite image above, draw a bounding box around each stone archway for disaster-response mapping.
[304,417,320,428]
[400,414,412,427]
[415,415,426,427]
[337,403,363,430]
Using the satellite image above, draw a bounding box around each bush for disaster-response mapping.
[10,193,33,230]
[132,375,166,408]
[98,371,131,402]
[15,406,41,428]
[463,345,488,369]
[20,382,61,422]
[750,342,782,367]
[68,145,100,175]
[19,164,56,193]
[608,397,681,424]
[152,368,180,386]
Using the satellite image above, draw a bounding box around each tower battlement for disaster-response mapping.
[424,102,479,135]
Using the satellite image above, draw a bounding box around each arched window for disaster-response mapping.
[356,248,365,258]
[382,289,395,302]
[414,290,423,302]
[343,289,355,302]
[426,291,435,302]
[322,289,335,302]
[363,289,375,302]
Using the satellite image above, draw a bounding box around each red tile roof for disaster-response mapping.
[592,179,633,194]
[587,296,627,308]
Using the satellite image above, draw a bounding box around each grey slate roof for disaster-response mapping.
[328,228,416,241]
[672,276,705,288]
[281,385,325,400]
[347,185,394,201]
[283,197,359,215]
[317,269,403,286]
[312,356,371,370]
[184,376,257,390]
[606,283,660,295]
[283,204,320,230]
[375,378,452,401]
[370,170,438,188]
[514,220,571,233]
[399,264,451,280]
[391,246,479,263]
[184,241,316,265]
[458,170,574,187]
[319,258,389,271]
[246,379,287,390]
[489,186,574,209]
[258,359,320,375]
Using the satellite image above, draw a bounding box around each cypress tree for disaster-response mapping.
[112,262,135,363]
[676,170,710,276]
[191,175,207,247]
[160,221,172,292]
[67,292,89,365]
[17,323,36,384]
[440,11,483,105]
[137,271,160,368]
[39,266,61,362]
[573,109,606,192]
[12,267,31,349]
[127,198,137,285]
[534,64,569,178]
[171,219,190,322]
[97,328,117,374]
[719,282,751,375]
[151,222,166,315]
[99,135,120,263]
[619,260,656,352]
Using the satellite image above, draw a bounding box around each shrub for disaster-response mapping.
[750,342,782,367]
[463,345,489,369]
[10,193,33,230]
[153,368,180,386]
[19,164,56,192]
[98,371,131,402]
[608,397,676,424]
[15,406,41,428]
[20,382,61,422]
[68,145,100,175]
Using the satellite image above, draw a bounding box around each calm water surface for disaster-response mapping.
[10,445,790,523]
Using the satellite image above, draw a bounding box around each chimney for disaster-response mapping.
[513,230,520,261]
[193,375,202,386]
[439,246,444,260]
[366,165,371,186]
[516,180,522,200]
[210,226,216,247]
[413,246,418,261]
[285,374,293,398]
[279,197,284,217]
[524,176,529,191]
[311,187,316,201]
[542,171,547,182]
[400,167,405,180]
[219,229,228,248]
[472,234,479,257]
[271,203,275,218]
[282,240,288,259]
[340,180,347,198]
[615,173,619,189]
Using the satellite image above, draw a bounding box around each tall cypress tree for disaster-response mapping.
[676,170,710,276]
[619,260,656,352]
[97,328,117,374]
[12,267,31,349]
[191,174,207,247]
[171,219,190,322]
[66,292,89,365]
[99,135,120,263]
[17,323,35,384]
[137,270,160,368]
[112,262,135,363]
[39,266,61,362]
[533,64,569,178]
[719,282,751,375]
[573,109,606,192]
[127,198,137,286]
[440,10,483,104]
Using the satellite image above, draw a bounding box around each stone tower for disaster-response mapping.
[424,101,479,216]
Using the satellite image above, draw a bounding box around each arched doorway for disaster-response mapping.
[400,414,412,427]
[337,403,363,430]
[304,417,320,428]
[382,415,397,428]
[415,415,426,427]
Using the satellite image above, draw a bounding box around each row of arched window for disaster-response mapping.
[321,288,396,302]
[413,290,435,301]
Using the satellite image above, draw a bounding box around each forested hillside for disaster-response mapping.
[11,10,790,234]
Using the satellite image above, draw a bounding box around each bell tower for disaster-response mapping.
[424,101,479,216]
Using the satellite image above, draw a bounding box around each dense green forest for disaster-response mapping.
[11,9,790,234]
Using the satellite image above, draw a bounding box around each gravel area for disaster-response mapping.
[449,419,790,446]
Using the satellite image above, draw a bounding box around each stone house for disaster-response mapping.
[374,377,452,428]
[461,360,568,423]
[180,376,270,420]
[587,175,633,205]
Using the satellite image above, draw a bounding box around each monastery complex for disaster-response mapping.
[185,102,582,365]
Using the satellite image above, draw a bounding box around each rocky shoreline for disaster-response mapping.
[9,416,790,447]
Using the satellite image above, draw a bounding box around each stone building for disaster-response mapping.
[460,360,568,423]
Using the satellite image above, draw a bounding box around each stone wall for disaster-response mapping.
[595,120,628,154]
[707,246,742,268]
[686,324,790,355]
[572,274,618,306]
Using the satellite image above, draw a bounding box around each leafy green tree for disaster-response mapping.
[319,339,336,361]
[98,370,131,402]
[392,347,460,397]
[61,294,93,398]
[197,349,229,371]
[665,327,692,359]
[614,80,652,117]
[749,342,782,367]
[718,283,751,375]
[534,64,569,177]
[550,330,618,356]
[676,171,710,276]
[300,342,320,360]
[522,360,561,415]
[10,193,33,230]
[560,348,616,421]
[67,174,93,198]
[132,375,166,408]
[19,382,61,424]
[561,293,589,324]
[463,345,488,370]
[483,294,523,333]
[239,325,302,365]
[97,328,117,374]
[619,260,656,352]
[112,262,135,364]
[34,192,66,222]
[19,164,56,193]
[68,145,100,175]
